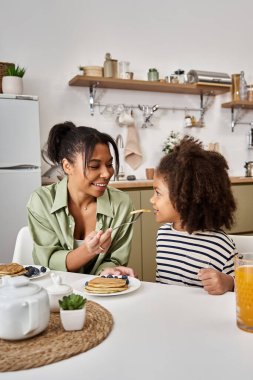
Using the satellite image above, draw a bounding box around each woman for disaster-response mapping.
[27,121,135,276]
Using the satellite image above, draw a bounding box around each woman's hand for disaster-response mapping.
[198,268,234,295]
[100,266,136,278]
[85,228,112,256]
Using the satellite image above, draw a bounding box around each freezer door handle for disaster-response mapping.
[0,164,40,170]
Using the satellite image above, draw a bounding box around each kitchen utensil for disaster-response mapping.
[112,210,150,231]
[0,275,50,340]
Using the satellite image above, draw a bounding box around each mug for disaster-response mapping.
[235,252,253,332]
[145,168,154,180]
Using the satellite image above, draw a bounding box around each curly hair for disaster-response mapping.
[157,136,236,233]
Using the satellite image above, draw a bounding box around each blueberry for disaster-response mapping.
[101,275,106,278]
[122,275,128,279]
[25,267,34,277]
[33,268,40,276]
[126,278,129,285]
[40,266,47,273]
[107,274,113,278]
[85,281,89,286]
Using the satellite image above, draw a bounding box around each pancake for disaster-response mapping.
[84,276,129,294]
[0,262,27,277]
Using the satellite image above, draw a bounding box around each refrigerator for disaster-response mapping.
[0,94,41,263]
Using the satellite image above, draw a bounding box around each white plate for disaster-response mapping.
[23,264,50,280]
[72,275,141,297]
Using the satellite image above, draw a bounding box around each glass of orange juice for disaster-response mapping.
[235,253,253,332]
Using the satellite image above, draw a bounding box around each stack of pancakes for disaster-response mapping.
[0,263,27,277]
[85,277,129,294]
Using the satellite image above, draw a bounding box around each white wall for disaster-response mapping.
[1,0,253,178]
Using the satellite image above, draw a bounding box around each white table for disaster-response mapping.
[1,271,252,380]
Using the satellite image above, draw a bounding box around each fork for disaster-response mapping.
[112,211,144,231]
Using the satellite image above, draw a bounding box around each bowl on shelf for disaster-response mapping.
[81,66,103,77]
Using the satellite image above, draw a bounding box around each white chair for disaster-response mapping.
[12,226,34,264]
[228,234,253,253]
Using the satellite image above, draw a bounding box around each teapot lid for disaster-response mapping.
[0,275,41,297]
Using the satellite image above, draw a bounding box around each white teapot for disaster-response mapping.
[0,275,50,340]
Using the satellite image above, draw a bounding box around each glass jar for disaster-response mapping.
[148,68,159,81]
[119,61,130,79]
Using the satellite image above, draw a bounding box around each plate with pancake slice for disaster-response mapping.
[73,275,141,297]
[0,263,50,279]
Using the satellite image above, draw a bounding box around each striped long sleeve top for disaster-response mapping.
[156,223,237,287]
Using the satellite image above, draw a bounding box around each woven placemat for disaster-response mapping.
[0,300,113,372]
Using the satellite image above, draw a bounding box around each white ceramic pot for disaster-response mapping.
[0,276,50,340]
[46,273,73,312]
[2,76,23,95]
[60,307,86,331]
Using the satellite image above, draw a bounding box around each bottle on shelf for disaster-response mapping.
[104,53,113,78]
[104,53,118,78]
[231,73,240,101]
[239,71,247,101]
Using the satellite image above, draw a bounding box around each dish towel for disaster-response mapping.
[124,123,143,170]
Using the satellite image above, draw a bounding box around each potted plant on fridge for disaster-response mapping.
[2,64,26,95]
[59,294,87,331]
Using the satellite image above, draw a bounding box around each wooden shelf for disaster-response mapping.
[222,100,253,109]
[69,75,231,96]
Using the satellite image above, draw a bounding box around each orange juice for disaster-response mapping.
[235,265,253,332]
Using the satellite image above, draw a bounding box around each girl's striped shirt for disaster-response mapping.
[156,223,237,287]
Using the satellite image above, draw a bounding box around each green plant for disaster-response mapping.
[59,294,86,310]
[162,131,181,154]
[6,64,26,78]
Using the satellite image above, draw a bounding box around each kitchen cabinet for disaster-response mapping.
[124,188,158,282]
[122,183,253,282]
[225,184,253,234]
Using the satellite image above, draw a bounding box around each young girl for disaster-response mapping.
[150,136,237,295]
[27,121,135,276]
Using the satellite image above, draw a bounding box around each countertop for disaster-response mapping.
[42,177,253,189]
[110,176,253,189]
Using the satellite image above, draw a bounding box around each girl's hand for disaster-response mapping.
[85,228,112,256]
[198,268,234,295]
[100,266,136,278]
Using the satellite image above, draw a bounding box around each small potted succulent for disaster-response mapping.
[2,64,26,95]
[59,294,87,331]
